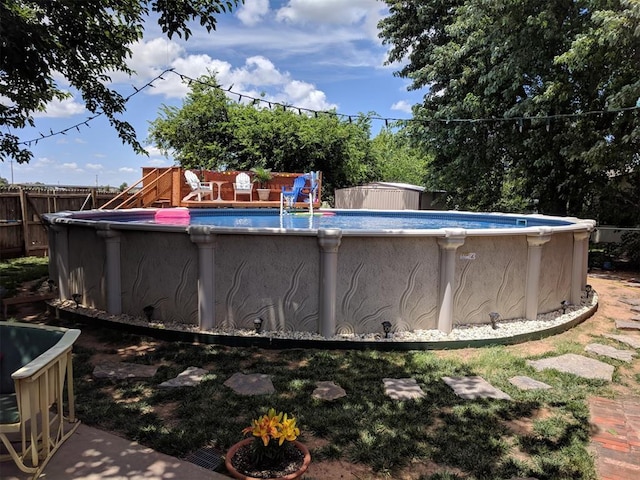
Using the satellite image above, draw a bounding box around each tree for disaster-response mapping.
[0,0,243,164]
[370,127,430,186]
[379,0,640,223]
[148,74,379,202]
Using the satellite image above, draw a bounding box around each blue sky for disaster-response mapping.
[2,0,426,187]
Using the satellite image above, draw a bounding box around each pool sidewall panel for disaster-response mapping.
[68,226,106,310]
[215,234,320,332]
[539,232,573,313]
[120,231,198,324]
[336,236,440,334]
[453,235,527,325]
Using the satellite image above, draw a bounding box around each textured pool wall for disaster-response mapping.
[47,219,592,336]
[336,236,440,332]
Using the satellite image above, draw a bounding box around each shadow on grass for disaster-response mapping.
[67,326,598,479]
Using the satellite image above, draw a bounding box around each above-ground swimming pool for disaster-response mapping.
[45,208,595,338]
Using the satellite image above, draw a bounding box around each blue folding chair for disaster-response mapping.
[299,171,319,204]
[281,175,306,207]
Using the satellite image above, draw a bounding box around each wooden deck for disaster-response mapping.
[180,200,320,209]
[104,168,324,210]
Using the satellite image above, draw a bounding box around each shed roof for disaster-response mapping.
[338,182,426,192]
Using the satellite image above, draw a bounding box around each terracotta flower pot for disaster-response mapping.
[257,188,271,201]
[225,438,311,480]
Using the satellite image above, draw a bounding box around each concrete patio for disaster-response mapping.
[1,423,228,480]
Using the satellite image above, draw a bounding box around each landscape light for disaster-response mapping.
[143,305,154,321]
[254,317,264,334]
[489,312,500,330]
[381,321,392,338]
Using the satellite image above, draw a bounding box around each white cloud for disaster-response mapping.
[86,163,103,170]
[145,146,165,157]
[113,37,184,83]
[283,80,336,110]
[33,157,56,167]
[237,0,270,26]
[60,162,80,171]
[391,100,412,113]
[232,56,288,86]
[224,57,336,111]
[121,40,336,111]
[119,167,136,173]
[34,95,85,118]
[276,0,381,28]
[146,158,170,167]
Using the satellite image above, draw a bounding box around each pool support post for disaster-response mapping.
[318,229,342,337]
[49,224,70,300]
[437,231,466,334]
[571,230,591,304]
[525,231,551,320]
[97,223,122,315]
[190,226,216,331]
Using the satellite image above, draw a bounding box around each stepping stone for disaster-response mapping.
[312,381,347,401]
[223,372,275,395]
[631,306,640,314]
[383,378,425,400]
[441,376,511,400]
[527,354,614,381]
[159,366,208,388]
[509,376,552,391]
[603,333,640,349]
[633,316,640,322]
[585,343,636,362]
[616,320,640,330]
[619,297,640,307]
[93,361,158,380]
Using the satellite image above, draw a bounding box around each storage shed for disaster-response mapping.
[334,182,444,210]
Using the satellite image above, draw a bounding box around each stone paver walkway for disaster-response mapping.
[223,372,275,395]
[382,377,426,400]
[159,366,208,388]
[617,319,640,330]
[509,376,552,391]
[620,297,640,307]
[527,353,615,381]
[93,361,158,380]
[312,381,347,401]
[442,376,511,400]
[585,343,636,362]
[603,333,640,349]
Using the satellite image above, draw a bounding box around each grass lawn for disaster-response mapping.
[65,323,618,480]
[0,256,49,296]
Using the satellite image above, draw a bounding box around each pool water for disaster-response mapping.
[183,209,571,230]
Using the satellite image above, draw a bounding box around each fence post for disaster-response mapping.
[19,188,30,257]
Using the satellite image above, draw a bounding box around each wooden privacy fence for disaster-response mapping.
[0,186,127,259]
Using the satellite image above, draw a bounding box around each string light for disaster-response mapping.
[16,67,639,148]
[18,69,175,146]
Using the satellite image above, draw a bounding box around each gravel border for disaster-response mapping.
[50,293,598,344]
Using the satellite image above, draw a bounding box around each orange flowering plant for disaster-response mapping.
[242,408,300,465]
